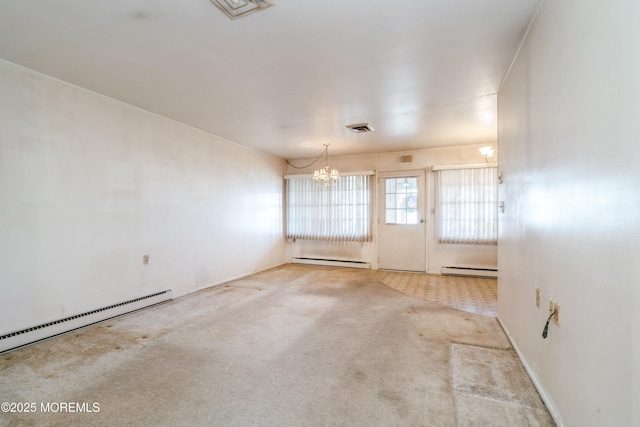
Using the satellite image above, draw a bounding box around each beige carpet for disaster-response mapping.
[452,344,554,425]
[0,265,553,426]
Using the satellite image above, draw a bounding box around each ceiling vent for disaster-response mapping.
[346,123,374,133]
[210,0,276,20]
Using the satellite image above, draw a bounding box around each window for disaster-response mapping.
[434,167,498,245]
[285,173,373,242]
[385,177,418,224]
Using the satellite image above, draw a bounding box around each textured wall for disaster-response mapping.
[497,1,640,425]
[0,60,286,334]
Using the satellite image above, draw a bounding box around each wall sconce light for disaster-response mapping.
[479,146,494,157]
[479,146,497,166]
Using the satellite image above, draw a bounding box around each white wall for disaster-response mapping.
[497,1,640,426]
[285,145,498,273]
[0,60,286,335]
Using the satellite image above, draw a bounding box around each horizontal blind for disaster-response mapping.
[285,174,372,242]
[435,167,498,245]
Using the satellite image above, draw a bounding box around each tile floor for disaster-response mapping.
[377,271,497,317]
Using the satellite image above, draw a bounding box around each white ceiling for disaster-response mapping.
[0,0,540,159]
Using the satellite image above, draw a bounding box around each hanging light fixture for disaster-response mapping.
[313,144,339,187]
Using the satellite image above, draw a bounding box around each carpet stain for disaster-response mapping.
[452,343,551,413]
[0,324,150,375]
[351,369,367,382]
[378,390,409,418]
[0,265,552,426]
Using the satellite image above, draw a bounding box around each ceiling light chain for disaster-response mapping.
[285,149,327,170]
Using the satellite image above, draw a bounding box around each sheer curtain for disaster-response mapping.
[285,173,373,242]
[434,167,498,245]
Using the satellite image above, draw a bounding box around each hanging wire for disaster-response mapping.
[285,145,328,170]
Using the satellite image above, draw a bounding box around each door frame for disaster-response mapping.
[376,169,428,272]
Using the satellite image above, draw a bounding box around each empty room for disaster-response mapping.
[0,1,638,426]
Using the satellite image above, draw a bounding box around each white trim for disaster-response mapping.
[284,170,375,179]
[498,0,545,91]
[431,163,493,171]
[496,316,564,427]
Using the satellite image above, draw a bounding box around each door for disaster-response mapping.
[378,172,426,272]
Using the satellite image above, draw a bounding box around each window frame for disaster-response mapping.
[434,166,498,245]
[284,172,374,242]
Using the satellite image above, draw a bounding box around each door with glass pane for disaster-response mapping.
[378,172,426,272]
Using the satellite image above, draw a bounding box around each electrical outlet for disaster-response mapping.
[549,298,560,326]
[553,302,560,326]
[536,289,542,308]
[143,254,150,265]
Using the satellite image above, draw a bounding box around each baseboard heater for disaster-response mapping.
[441,266,498,278]
[291,257,371,269]
[0,290,172,354]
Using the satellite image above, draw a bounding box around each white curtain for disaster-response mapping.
[285,174,373,242]
[435,167,498,245]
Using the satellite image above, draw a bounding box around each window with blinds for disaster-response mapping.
[434,167,498,245]
[285,173,373,242]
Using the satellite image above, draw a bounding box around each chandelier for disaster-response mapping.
[313,144,339,187]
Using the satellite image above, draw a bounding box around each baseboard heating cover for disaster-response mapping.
[441,266,498,278]
[0,290,172,354]
[291,257,371,269]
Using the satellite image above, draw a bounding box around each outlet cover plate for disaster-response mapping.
[549,298,560,326]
